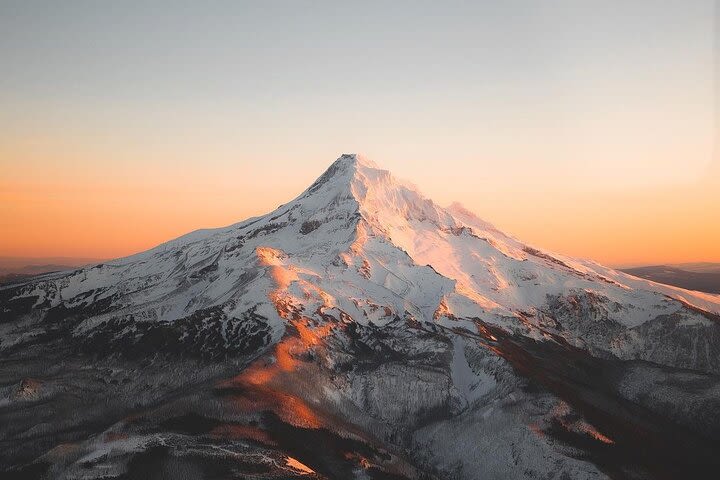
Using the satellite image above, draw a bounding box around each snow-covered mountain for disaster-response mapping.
[2,154,720,479]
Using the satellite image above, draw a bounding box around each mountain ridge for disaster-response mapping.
[621,264,720,294]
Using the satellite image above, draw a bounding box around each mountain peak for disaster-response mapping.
[300,154,402,216]
[301,154,436,225]
[303,154,377,197]
[332,153,377,169]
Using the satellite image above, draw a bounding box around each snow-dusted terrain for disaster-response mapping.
[2,154,720,479]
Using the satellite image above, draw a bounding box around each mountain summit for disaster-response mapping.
[3,155,720,479]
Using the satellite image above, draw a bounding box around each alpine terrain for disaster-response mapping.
[2,154,720,480]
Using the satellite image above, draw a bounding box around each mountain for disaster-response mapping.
[2,154,720,479]
[0,257,105,286]
[621,264,720,294]
[672,262,720,274]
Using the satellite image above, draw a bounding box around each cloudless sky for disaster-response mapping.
[1,0,718,266]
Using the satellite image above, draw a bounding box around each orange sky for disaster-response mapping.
[1,135,718,267]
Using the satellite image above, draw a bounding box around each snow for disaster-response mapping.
[450,336,496,404]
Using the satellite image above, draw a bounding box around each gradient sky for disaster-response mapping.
[1,1,718,266]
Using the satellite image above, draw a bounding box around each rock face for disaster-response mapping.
[2,154,720,479]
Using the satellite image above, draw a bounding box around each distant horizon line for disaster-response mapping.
[1,255,718,271]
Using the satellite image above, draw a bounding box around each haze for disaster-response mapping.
[1,1,718,266]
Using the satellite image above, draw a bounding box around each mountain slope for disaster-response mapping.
[2,154,720,479]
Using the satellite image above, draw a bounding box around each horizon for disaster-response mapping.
[2,1,719,266]
[5,254,720,271]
